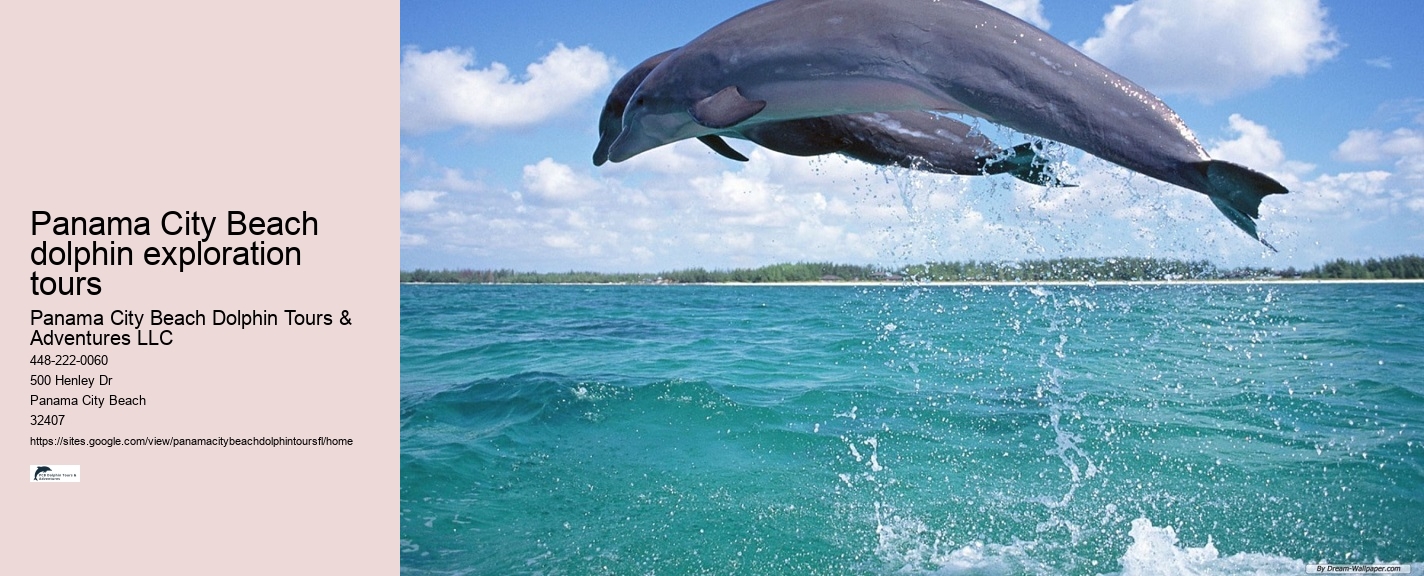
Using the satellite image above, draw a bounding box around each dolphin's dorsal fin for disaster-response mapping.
[689,86,766,129]
[696,135,750,161]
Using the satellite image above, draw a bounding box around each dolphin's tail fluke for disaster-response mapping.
[979,143,1074,187]
[1197,160,1288,251]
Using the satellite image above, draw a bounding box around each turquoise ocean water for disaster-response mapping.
[401,283,1423,575]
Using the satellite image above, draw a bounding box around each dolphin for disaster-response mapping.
[594,49,1070,187]
[605,0,1288,247]
[741,111,1068,186]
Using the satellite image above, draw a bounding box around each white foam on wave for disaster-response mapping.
[871,515,1418,576]
[1114,518,1303,576]
[872,506,1055,575]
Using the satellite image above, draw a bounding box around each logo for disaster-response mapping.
[30,464,80,482]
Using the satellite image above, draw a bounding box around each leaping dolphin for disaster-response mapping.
[742,112,1068,186]
[605,0,1288,247]
[595,49,1070,187]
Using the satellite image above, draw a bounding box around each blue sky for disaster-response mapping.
[400,0,1424,272]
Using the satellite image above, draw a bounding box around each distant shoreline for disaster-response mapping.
[402,278,1424,287]
[401,256,1424,285]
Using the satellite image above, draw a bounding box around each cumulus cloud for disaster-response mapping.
[434,168,483,193]
[400,230,428,246]
[1335,128,1424,164]
[1291,170,1394,216]
[400,190,446,212]
[400,140,911,269]
[1334,125,1424,214]
[983,0,1050,30]
[400,144,426,166]
[1080,0,1340,100]
[542,234,582,250]
[522,157,601,203]
[1207,114,1314,179]
[400,44,615,133]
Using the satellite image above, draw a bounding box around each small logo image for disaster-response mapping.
[31,464,80,482]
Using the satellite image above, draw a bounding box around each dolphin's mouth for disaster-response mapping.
[606,131,651,164]
[605,110,694,163]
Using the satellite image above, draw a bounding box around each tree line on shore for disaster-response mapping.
[399,255,1424,284]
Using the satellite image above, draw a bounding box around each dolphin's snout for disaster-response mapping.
[592,126,618,166]
[605,132,643,164]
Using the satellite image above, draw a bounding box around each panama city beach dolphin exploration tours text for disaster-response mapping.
[26,210,354,346]
[29,210,316,296]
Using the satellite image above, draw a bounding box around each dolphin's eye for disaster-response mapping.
[634,96,646,106]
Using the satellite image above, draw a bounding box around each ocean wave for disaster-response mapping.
[401,284,1424,574]
[873,516,1419,576]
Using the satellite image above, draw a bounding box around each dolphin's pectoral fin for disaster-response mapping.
[689,86,766,129]
[697,135,750,162]
[978,143,1075,187]
[1197,160,1288,251]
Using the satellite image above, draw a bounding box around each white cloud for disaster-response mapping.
[691,169,785,220]
[1335,128,1424,164]
[542,234,581,250]
[1333,125,1424,215]
[402,139,934,269]
[1290,170,1393,216]
[522,158,601,203]
[1202,116,1403,221]
[437,168,483,193]
[1079,0,1340,100]
[400,44,615,133]
[400,230,428,246]
[983,0,1050,30]
[400,190,446,212]
[1207,114,1314,180]
[400,145,426,166]
[1365,57,1393,70]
